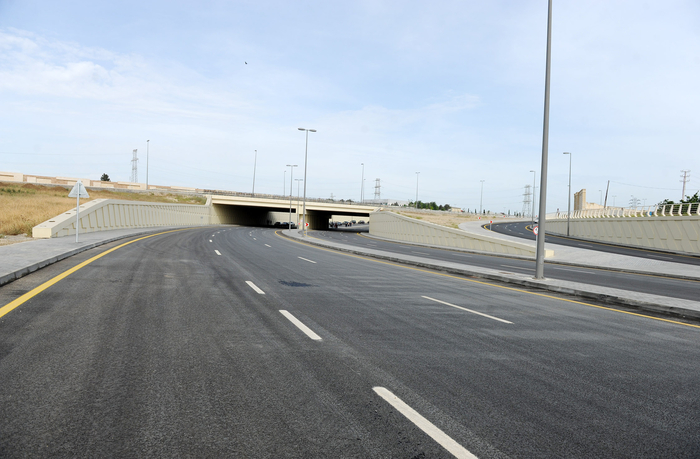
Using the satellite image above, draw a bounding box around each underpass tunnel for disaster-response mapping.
[306,211,333,230]
[212,204,292,227]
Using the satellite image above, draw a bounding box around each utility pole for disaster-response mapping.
[130,149,138,183]
[680,170,691,200]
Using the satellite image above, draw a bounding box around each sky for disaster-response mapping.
[1,0,698,214]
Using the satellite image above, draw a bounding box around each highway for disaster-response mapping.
[1,226,699,457]
[312,228,700,302]
[488,221,700,266]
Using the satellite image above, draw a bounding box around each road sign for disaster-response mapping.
[305,222,309,227]
[533,225,539,236]
[68,180,89,243]
[68,180,89,198]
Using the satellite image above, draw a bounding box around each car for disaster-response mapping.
[358,220,365,224]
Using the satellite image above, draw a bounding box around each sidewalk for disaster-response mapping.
[458,220,700,281]
[0,227,186,287]
[282,228,700,321]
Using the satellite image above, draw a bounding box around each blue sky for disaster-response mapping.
[1,0,698,213]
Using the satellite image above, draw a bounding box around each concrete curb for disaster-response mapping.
[281,230,700,322]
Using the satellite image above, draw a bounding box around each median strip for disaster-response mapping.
[373,387,476,459]
[422,296,513,324]
[279,310,321,340]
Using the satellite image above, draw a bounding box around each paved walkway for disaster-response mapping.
[458,220,700,280]
[283,227,700,321]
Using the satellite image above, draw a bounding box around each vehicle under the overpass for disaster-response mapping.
[210,195,377,229]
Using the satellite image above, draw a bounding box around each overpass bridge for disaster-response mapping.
[210,195,377,229]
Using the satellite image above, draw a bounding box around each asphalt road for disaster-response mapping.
[1,226,699,457]
[488,221,700,266]
[313,229,700,302]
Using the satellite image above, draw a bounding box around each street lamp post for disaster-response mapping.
[563,152,572,236]
[252,150,257,197]
[479,180,485,214]
[298,128,316,236]
[530,170,536,225]
[295,178,303,226]
[361,163,364,203]
[535,0,553,280]
[287,164,297,228]
[415,172,420,207]
[146,140,149,190]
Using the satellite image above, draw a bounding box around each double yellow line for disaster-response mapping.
[0,229,188,319]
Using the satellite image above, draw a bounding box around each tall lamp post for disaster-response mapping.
[146,140,149,190]
[295,178,303,226]
[287,164,297,228]
[479,180,485,214]
[535,0,553,280]
[298,128,316,236]
[563,152,572,236]
[415,172,420,207]
[361,163,365,203]
[252,150,257,197]
[530,170,536,225]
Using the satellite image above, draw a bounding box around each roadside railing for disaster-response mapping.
[547,202,700,220]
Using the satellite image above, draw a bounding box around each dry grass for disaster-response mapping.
[0,182,206,238]
[394,209,501,229]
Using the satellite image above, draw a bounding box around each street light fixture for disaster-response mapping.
[415,172,420,207]
[361,163,364,203]
[563,152,572,236]
[146,140,149,190]
[252,150,257,197]
[287,164,297,228]
[479,180,485,214]
[295,178,303,226]
[298,128,316,236]
[530,170,536,225]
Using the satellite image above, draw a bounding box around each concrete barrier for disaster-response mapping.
[546,216,700,255]
[32,198,217,238]
[369,211,553,257]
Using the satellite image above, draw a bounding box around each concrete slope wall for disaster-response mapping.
[546,216,700,255]
[370,211,553,257]
[33,198,217,238]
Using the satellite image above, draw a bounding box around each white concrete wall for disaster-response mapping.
[546,216,700,255]
[369,211,553,257]
[33,198,217,238]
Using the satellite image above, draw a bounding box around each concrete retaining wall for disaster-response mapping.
[369,211,553,257]
[546,216,700,255]
[33,198,217,238]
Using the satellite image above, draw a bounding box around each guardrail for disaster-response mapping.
[547,203,700,220]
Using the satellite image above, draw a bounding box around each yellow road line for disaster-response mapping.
[278,232,700,330]
[0,228,191,319]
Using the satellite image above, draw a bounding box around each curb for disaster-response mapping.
[281,231,700,322]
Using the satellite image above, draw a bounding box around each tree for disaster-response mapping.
[100,173,110,182]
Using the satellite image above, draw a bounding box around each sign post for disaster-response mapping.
[68,180,90,243]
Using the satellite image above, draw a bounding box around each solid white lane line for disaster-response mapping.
[215,250,222,256]
[279,310,322,340]
[422,296,513,324]
[246,281,265,294]
[501,264,534,271]
[298,257,317,264]
[373,387,476,459]
[412,251,430,255]
[265,244,271,247]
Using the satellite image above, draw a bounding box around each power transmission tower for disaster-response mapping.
[522,184,532,217]
[374,178,381,201]
[130,149,139,183]
[680,170,691,200]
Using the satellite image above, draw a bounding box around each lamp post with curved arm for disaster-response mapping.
[298,128,316,236]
